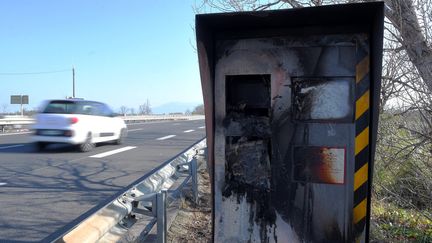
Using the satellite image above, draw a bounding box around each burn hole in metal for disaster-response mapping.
[224,74,276,240]
[226,75,271,116]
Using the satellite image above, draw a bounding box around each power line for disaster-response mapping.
[0,69,71,76]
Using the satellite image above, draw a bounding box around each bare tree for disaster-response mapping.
[119,106,129,116]
[192,104,205,115]
[23,107,38,116]
[139,99,152,115]
[384,0,432,92]
[1,104,8,114]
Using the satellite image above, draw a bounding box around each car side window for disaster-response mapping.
[88,102,103,116]
[89,102,112,117]
[102,104,114,117]
[81,105,93,115]
[43,101,76,114]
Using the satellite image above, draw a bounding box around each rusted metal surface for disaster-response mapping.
[293,146,346,184]
[196,2,384,243]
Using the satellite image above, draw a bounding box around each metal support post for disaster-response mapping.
[72,66,75,98]
[156,190,167,243]
[191,158,198,204]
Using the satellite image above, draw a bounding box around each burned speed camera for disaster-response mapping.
[197,2,384,242]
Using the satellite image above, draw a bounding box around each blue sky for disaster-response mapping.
[0,1,202,113]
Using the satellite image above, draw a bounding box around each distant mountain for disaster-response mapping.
[152,102,201,114]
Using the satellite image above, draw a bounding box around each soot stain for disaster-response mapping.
[223,136,277,242]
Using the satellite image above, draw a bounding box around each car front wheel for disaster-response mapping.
[114,128,127,145]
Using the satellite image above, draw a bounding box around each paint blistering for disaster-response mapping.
[293,146,346,184]
[293,79,352,121]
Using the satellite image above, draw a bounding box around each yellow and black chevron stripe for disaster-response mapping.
[353,48,370,242]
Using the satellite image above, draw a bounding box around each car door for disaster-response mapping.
[78,102,102,143]
[101,104,121,138]
[94,102,118,141]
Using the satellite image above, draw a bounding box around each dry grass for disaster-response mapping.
[167,162,212,243]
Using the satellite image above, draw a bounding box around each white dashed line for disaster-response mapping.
[0,132,32,136]
[156,135,176,140]
[198,126,205,129]
[0,182,7,186]
[128,128,142,132]
[89,146,137,158]
[183,130,194,133]
[0,145,25,150]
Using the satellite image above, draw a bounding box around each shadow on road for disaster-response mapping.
[0,155,136,242]
[0,142,115,154]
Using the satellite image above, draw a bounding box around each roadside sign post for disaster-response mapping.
[11,95,29,116]
[197,2,384,242]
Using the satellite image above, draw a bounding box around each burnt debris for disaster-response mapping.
[223,74,277,241]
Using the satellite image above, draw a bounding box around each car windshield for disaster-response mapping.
[42,101,94,115]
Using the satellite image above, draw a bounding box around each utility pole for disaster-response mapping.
[20,95,23,117]
[72,66,75,98]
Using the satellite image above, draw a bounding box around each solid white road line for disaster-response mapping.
[128,128,143,132]
[0,144,25,150]
[89,146,137,158]
[156,135,176,140]
[0,132,32,136]
[183,129,194,133]
[198,126,205,129]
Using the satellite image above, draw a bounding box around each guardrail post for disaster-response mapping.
[156,190,167,243]
[191,158,198,205]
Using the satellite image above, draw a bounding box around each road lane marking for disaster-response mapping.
[198,126,205,129]
[173,123,180,125]
[0,144,25,150]
[0,132,32,136]
[156,135,176,140]
[0,182,7,186]
[89,146,137,158]
[128,128,143,132]
[184,130,194,133]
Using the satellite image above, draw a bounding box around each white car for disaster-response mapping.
[32,99,127,152]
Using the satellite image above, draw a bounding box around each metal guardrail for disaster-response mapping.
[0,116,34,125]
[0,116,34,132]
[0,115,205,131]
[122,115,205,124]
[43,138,206,243]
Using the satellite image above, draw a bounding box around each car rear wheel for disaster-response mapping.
[114,128,127,145]
[35,142,48,151]
[79,133,94,152]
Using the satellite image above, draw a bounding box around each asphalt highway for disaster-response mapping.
[0,119,205,242]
